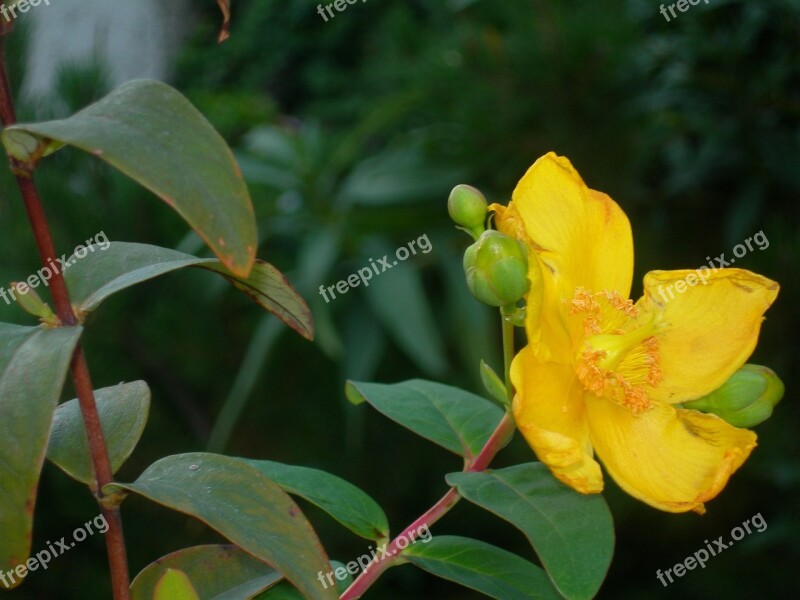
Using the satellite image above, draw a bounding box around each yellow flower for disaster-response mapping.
[491,153,779,513]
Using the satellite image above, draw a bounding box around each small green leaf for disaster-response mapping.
[480,360,509,407]
[9,282,57,324]
[404,535,561,600]
[106,453,336,600]
[242,459,389,541]
[447,464,614,600]
[47,381,150,484]
[362,242,447,377]
[153,569,200,600]
[64,241,313,340]
[130,545,283,600]
[0,324,82,581]
[1,80,257,276]
[345,380,503,460]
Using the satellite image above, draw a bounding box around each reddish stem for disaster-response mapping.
[0,39,130,600]
[339,413,516,600]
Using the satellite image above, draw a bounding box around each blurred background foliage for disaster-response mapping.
[0,0,797,598]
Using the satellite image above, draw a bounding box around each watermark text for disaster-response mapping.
[319,234,432,303]
[0,514,109,588]
[656,512,766,587]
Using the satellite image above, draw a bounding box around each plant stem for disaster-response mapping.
[501,308,516,404]
[0,39,130,600]
[340,310,517,599]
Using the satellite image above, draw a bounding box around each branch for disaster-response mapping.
[0,37,131,600]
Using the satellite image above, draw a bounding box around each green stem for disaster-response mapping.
[501,307,515,404]
[339,307,517,599]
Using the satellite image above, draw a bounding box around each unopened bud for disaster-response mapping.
[683,364,784,428]
[463,231,529,307]
[448,184,488,238]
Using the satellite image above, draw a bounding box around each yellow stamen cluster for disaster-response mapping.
[570,288,662,413]
[569,288,638,336]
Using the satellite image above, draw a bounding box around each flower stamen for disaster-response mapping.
[571,288,662,413]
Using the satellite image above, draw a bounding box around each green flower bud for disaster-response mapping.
[682,364,784,428]
[448,184,488,237]
[463,230,529,307]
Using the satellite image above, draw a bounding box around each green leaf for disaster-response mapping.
[338,143,465,206]
[362,240,447,377]
[64,241,313,340]
[242,459,389,541]
[130,545,283,600]
[153,569,201,600]
[47,381,150,484]
[1,80,256,277]
[345,380,503,460]
[0,324,82,582]
[106,453,336,600]
[447,464,614,600]
[404,535,561,600]
[479,360,509,407]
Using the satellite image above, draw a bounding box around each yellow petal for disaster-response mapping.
[585,395,757,513]
[639,269,779,403]
[507,153,634,300]
[511,347,603,493]
[493,153,634,362]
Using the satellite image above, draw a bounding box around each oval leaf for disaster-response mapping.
[447,464,614,600]
[404,535,561,600]
[1,80,257,276]
[345,379,503,460]
[131,545,283,600]
[154,569,200,600]
[361,240,447,377]
[105,453,336,600]
[64,241,313,340]
[242,459,389,541]
[47,381,150,484]
[0,324,82,583]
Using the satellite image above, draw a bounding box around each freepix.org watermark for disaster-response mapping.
[1,0,52,24]
[0,514,109,588]
[316,0,367,23]
[0,231,110,307]
[656,512,767,587]
[656,229,769,304]
[659,0,711,22]
[318,234,432,303]
[317,523,432,589]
